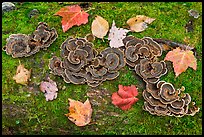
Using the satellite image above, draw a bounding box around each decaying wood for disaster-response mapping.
[153,38,194,50]
[153,38,197,57]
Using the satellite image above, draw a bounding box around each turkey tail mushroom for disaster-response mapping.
[3,22,58,58]
[49,37,125,87]
[143,80,200,117]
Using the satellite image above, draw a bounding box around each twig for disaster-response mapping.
[153,38,197,56]
[153,38,194,50]
[85,7,95,13]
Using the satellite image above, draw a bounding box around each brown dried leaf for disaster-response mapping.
[13,64,31,85]
[91,15,109,39]
[161,44,173,51]
[127,15,155,32]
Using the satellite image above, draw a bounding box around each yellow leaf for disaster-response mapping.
[13,64,31,85]
[91,15,109,39]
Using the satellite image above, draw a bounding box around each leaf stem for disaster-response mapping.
[85,8,95,13]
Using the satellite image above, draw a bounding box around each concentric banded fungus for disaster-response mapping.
[99,47,125,72]
[143,81,200,117]
[135,58,167,83]
[49,36,124,87]
[123,36,163,68]
[4,34,30,58]
[49,56,64,76]
[3,22,58,58]
[48,34,199,117]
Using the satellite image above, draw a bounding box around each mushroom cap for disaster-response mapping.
[29,22,58,48]
[122,35,136,46]
[167,105,184,115]
[135,58,167,84]
[103,71,119,80]
[49,56,64,76]
[86,65,108,77]
[87,80,103,87]
[140,59,167,79]
[68,49,88,65]
[182,93,191,106]
[143,90,167,108]
[99,47,125,72]
[170,99,185,109]
[4,34,30,58]
[137,46,152,59]
[142,37,163,57]
[125,37,144,47]
[85,33,95,42]
[60,37,72,58]
[78,42,95,62]
[32,23,51,43]
[143,101,156,115]
[105,53,120,71]
[186,104,200,116]
[125,46,139,67]
[63,56,86,72]
[146,82,160,99]
[64,69,86,84]
[155,106,170,116]
[66,38,78,51]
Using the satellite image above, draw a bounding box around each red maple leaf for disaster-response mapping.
[54,5,89,32]
[164,47,197,77]
[111,85,139,111]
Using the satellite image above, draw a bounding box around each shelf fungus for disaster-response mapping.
[49,36,125,87]
[48,34,199,117]
[123,36,163,67]
[135,58,167,84]
[122,35,199,117]
[3,22,58,58]
[143,81,200,117]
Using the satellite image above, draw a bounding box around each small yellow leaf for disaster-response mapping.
[13,64,31,85]
[91,15,109,39]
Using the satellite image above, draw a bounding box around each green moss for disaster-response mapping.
[2,2,202,135]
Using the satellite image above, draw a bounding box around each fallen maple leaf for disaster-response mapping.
[127,15,155,32]
[13,64,31,85]
[65,98,92,126]
[108,20,130,48]
[40,77,58,101]
[91,15,109,39]
[164,47,197,77]
[54,5,89,32]
[111,85,139,111]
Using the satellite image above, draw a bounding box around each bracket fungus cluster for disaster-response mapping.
[143,81,200,117]
[122,35,199,117]
[3,22,58,58]
[49,34,126,87]
[49,34,199,117]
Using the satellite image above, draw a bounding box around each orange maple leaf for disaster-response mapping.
[54,5,89,32]
[13,64,31,85]
[65,98,92,126]
[164,47,197,77]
